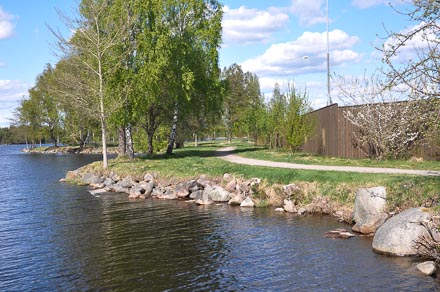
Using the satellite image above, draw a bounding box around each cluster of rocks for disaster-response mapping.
[351,186,440,276]
[66,171,267,208]
[24,146,116,154]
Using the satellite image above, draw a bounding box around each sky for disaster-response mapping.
[0,0,417,127]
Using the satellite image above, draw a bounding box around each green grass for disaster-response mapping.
[233,144,440,171]
[78,141,440,212]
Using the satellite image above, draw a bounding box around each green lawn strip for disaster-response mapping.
[79,143,439,212]
[233,144,440,171]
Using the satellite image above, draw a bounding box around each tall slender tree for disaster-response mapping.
[50,0,132,168]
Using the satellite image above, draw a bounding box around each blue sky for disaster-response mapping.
[0,0,417,127]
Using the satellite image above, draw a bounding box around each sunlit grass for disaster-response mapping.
[78,141,440,211]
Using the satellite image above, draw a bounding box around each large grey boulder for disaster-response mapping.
[193,190,214,205]
[116,176,133,188]
[352,187,388,234]
[175,180,198,198]
[103,177,115,187]
[156,187,177,200]
[372,207,432,256]
[82,172,104,185]
[175,182,189,198]
[205,186,231,202]
[130,181,154,197]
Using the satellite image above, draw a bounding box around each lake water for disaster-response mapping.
[0,144,438,291]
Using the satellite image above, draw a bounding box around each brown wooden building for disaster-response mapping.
[301,103,439,160]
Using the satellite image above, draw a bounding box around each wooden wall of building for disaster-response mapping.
[301,103,439,160]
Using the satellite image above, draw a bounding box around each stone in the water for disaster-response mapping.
[175,182,190,198]
[240,197,255,208]
[205,186,231,202]
[228,192,245,205]
[157,187,177,200]
[194,190,214,205]
[325,229,355,239]
[372,207,432,256]
[352,186,387,234]
[417,261,436,276]
[275,208,285,212]
[88,188,107,196]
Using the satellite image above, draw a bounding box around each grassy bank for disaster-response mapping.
[76,142,440,213]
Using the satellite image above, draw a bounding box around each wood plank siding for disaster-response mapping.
[301,103,439,160]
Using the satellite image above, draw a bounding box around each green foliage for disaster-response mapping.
[285,86,314,152]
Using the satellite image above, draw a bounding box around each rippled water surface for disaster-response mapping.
[0,144,439,291]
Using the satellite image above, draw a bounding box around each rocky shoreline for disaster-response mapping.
[23,146,117,154]
[63,168,440,277]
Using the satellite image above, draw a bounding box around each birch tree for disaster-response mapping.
[164,0,223,155]
[51,0,132,169]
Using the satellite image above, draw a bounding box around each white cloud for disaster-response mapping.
[240,29,361,76]
[0,80,29,102]
[222,5,289,46]
[0,6,15,39]
[290,0,326,26]
[0,80,29,127]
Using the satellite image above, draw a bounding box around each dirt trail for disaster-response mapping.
[215,147,440,176]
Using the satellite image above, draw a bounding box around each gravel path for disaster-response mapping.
[216,147,440,176]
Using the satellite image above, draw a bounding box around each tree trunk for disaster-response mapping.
[166,105,179,155]
[118,126,126,157]
[147,132,154,156]
[125,123,135,159]
[50,127,58,147]
[100,116,108,169]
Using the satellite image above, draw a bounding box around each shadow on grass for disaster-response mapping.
[136,142,261,161]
